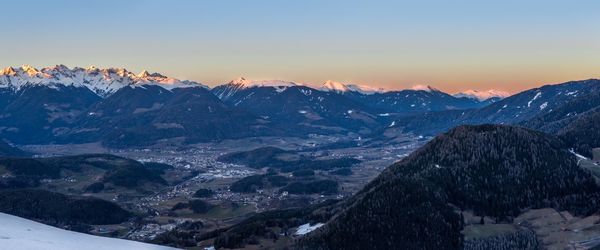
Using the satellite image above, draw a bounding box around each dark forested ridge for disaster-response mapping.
[558,109,600,158]
[0,154,167,189]
[520,90,600,157]
[522,91,600,134]
[377,125,600,217]
[296,124,600,249]
[0,189,131,229]
[386,79,600,137]
[299,177,463,250]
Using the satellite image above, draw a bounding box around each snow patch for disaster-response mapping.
[295,223,325,235]
[528,92,542,107]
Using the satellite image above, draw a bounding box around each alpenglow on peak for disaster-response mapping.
[0,65,207,97]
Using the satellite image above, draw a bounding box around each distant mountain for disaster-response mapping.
[212,77,299,100]
[454,89,510,102]
[522,90,600,133]
[319,80,384,95]
[0,65,206,97]
[517,89,600,157]
[298,124,600,249]
[389,79,600,136]
[3,64,600,149]
[213,78,381,134]
[347,85,488,114]
[0,65,210,145]
[66,86,268,147]
[0,85,101,144]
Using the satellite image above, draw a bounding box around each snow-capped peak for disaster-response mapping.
[321,80,350,93]
[410,84,439,92]
[0,65,207,97]
[22,64,42,76]
[0,67,17,76]
[138,70,151,78]
[454,89,510,101]
[228,77,298,88]
[320,80,384,95]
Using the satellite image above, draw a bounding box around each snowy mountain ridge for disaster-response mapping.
[454,89,510,101]
[410,84,442,93]
[320,80,384,95]
[0,65,207,97]
[213,77,301,99]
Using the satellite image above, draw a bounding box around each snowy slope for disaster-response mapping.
[0,212,178,250]
[0,65,206,97]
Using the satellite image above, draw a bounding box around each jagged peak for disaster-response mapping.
[229,77,248,85]
[0,67,17,76]
[138,70,151,78]
[321,80,350,92]
[46,64,70,71]
[21,65,40,76]
[0,64,207,96]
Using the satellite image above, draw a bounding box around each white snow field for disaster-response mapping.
[295,223,325,236]
[0,213,178,250]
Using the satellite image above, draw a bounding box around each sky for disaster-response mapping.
[1,0,600,94]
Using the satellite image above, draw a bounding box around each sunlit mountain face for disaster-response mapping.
[0,65,206,97]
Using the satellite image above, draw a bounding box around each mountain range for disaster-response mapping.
[0,65,500,146]
[2,64,599,156]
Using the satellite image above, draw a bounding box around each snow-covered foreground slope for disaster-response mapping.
[0,213,178,250]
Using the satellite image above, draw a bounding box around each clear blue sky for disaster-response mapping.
[2,0,600,93]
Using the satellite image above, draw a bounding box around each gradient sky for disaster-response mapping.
[2,0,600,93]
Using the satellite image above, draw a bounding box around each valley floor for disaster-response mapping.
[21,135,424,244]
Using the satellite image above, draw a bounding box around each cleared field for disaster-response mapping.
[462,224,518,241]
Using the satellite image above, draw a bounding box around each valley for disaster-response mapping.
[18,134,423,246]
